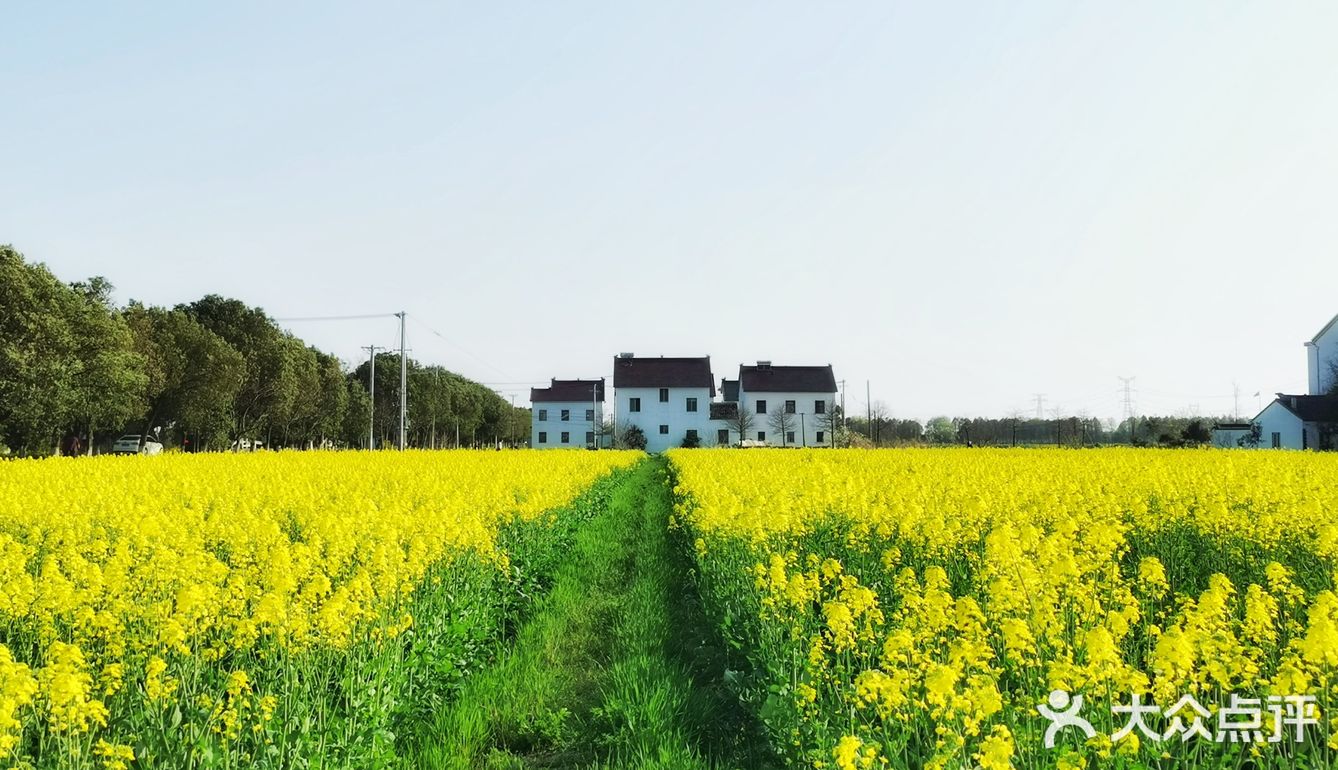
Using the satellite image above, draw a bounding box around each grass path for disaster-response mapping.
[408,458,773,769]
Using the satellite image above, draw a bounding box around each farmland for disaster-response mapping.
[669,448,1338,769]
[3,447,1338,769]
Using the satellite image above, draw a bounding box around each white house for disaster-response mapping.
[530,378,604,449]
[1212,314,1338,449]
[733,362,838,447]
[1307,313,1338,395]
[612,354,715,452]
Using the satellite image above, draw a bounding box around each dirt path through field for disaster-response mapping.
[407,458,773,769]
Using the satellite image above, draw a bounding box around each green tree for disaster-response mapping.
[925,416,955,444]
[0,246,79,452]
[123,303,245,450]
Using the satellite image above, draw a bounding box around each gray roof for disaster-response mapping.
[531,378,605,403]
[612,356,715,395]
[738,364,837,393]
[1314,313,1338,344]
[1273,394,1338,423]
[721,379,739,402]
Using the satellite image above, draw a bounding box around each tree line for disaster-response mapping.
[841,411,1225,447]
[0,245,527,455]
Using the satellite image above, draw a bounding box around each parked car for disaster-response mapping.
[111,435,163,455]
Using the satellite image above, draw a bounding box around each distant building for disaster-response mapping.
[1213,314,1338,449]
[530,378,605,449]
[734,362,838,447]
[612,354,715,452]
[1307,313,1338,396]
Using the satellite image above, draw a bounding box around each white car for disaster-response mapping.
[111,435,163,455]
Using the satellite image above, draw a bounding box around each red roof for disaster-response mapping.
[531,378,605,403]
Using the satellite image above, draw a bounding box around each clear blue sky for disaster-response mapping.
[4,2,1337,422]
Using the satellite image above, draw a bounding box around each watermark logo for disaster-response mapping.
[1038,690,1319,746]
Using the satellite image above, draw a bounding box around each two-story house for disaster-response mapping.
[530,378,604,449]
[734,362,838,447]
[612,354,715,452]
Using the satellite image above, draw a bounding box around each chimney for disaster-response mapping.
[757,360,772,371]
[618,352,634,359]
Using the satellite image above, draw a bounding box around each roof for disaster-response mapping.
[531,378,605,403]
[1313,313,1338,344]
[1273,394,1338,423]
[738,363,837,393]
[709,402,738,420]
[721,379,739,402]
[612,356,715,395]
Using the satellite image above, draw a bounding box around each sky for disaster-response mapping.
[3,2,1337,423]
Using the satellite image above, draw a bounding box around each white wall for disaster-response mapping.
[736,388,837,447]
[1308,329,1338,395]
[531,401,603,449]
[1255,400,1306,449]
[616,386,713,452]
[1211,427,1251,448]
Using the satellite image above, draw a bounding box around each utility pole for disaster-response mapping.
[592,383,599,450]
[800,413,807,446]
[396,312,407,450]
[1118,377,1136,440]
[837,379,846,448]
[362,345,380,449]
[509,394,516,448]
[866,380,871,444]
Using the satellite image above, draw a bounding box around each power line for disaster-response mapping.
[406,314,514,382]
[275,313,399,322]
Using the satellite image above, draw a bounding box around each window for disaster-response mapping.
[538,432,547,444]
[686,429,698,441]
[757,431,766,441]
[786,431,795,444]
[717,429,730,444]
[686,397,698,412]
[659,388,669,402]
[561,431,570,444]
[538,409,548,421]
[785,400,796,414]
[585,409,595,421]
[629,397,641,412]
[586,431,595,445]
[816,431,825,443]
[659,424,669,435]
[561,409,570,422]
[1272,432,1281,449]
[756,400,767,414]
[815,400,825,414]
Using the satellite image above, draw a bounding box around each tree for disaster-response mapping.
[817,403,844,447]
[65,278,147,452]
[341,377,373,448]
[124,304,245,451]
[768,403,798,446]
[181,295,299,445]
[727,406,756,445]
[925,416,955,444]
[681,431,701,448]
[1181,419,1212,446]
[1238,423,1262,449]
[621,424,647,451]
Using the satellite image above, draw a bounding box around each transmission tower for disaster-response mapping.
[1118,376,1136,435]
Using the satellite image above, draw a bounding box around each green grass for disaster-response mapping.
[404,458,773,770]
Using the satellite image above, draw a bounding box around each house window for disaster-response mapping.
[585,409,594,421]
[1272,432,1281,449]
[815,400,825,414]
[629,398,641,413]
[659,388,669,402]
[538,432,547,444]
[686,397,698,412]
[816,431,825,443]
[757,431,766,441]
[786,431,795,444]
[717,429,730,444]
[538,409,547,421]
[561,409,570,422]
[756,400,767,415]
[686,429,698,441]
[561,431,570,444]
[586,431,595,445]
[785,400,796,414]
[659,424,669,435]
